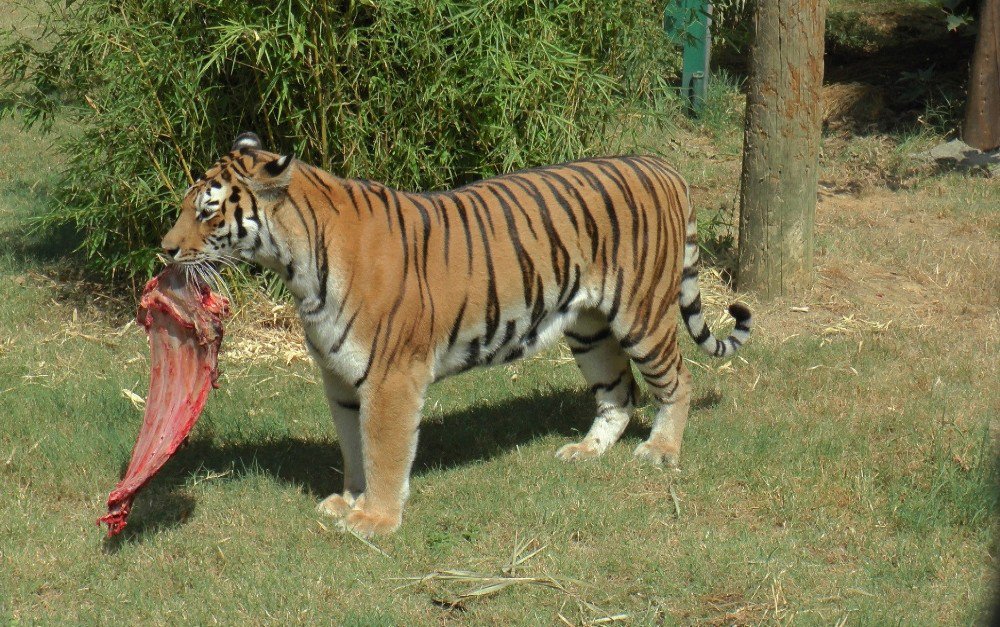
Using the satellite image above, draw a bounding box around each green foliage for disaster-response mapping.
[937,0,979,31]
[695,68,744,143]
[0,0,678,279]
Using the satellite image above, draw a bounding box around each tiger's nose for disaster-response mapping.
[165,247,180,259]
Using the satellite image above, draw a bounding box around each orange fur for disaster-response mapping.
[162,133,752,536]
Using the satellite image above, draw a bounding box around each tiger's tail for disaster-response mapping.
[678,190,752,358]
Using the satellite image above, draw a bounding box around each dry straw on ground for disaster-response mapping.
[395,535,629,624]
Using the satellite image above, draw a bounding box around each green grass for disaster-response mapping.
[1,112,997,624]
[1,0,997,616]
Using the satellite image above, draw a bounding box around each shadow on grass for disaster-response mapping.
[0,172,82,263]
[104,385,722,547]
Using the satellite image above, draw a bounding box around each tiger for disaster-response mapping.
[161,132,752,536]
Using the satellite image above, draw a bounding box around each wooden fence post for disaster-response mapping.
[737,0,827,298]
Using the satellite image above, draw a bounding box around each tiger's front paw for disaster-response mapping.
[633,441,681,469]
[341,507,401,538]
[316,492,357,518]
[555,440,601,462]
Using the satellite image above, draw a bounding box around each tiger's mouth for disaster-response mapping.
[157,253,234,301]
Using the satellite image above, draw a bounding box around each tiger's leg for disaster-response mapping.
[626,326,692,469]
[556,310,638,461]
[342,370,427,537]
[316,368,365,518]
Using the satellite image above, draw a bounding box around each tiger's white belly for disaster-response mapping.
[433,289,598,381]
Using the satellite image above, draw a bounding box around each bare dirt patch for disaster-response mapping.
[736,186,999,345]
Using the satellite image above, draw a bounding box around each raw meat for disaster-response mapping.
[98,265,229,537]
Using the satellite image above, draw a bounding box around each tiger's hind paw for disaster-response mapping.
[340,507,401,538]
[633,441,681,469]
[316,492,357,518]
[555,441,602,462]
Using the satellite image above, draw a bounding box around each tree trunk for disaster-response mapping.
[737,0,827,298]
[963,0,1000,151]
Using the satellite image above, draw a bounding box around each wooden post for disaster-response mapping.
[737,0,827,298]
[963,0,1000,151]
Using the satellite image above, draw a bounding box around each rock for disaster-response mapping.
[917,139,1000,176]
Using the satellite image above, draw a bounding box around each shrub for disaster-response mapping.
[1,0,678,279]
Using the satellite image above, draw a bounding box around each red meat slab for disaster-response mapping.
[99,266,230,537]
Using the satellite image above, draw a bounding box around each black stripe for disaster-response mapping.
[428,194,452,266]
[483,183,535,308]
[464,191,501,344]
[607,267,625,321]
[464,338,481,369]
[449,193,475,275]
[642,361,677,382]
[508,175,569,287]
[590,372,625,395]
[536,173,579,234]
[345,182,363,216]
[303,196,329,316]
[373,185,395,233]
[728,303,752,324]
[354,321,382,388]
[330,309,360,353]
[303,166,334,194]
[565,327,611,345]
[466,188,497,237]
[484,320,518,364]
[384,189,410,278]
[693,326,712,345]
[547,170,599,261]
[503,347,524,363]
[521,276,548,344]
[566,163,621,264]
[446,300,467,350]
[355,181,377,215]
[490,180,539,239]
[408,193,434,276]
[557,265,581,313]
[234,206,247,239]
[618,334,641,350]
[680,294,703,319]
[632,328,677,368]
[592,160,641,268]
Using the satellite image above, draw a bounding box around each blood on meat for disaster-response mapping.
[98,266,230,537]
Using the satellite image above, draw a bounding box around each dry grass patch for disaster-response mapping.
[746,183,999,347]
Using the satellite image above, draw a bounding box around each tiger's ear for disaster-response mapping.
[263,154,294,178]
[232,132,263,152]
[241,154,294,199]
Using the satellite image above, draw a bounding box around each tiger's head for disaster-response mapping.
[161,132,293,268]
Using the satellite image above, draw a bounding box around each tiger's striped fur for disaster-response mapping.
[162,132,752,536]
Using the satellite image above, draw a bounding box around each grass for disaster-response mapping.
[2,116,997,624]
[2,1,998,623]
